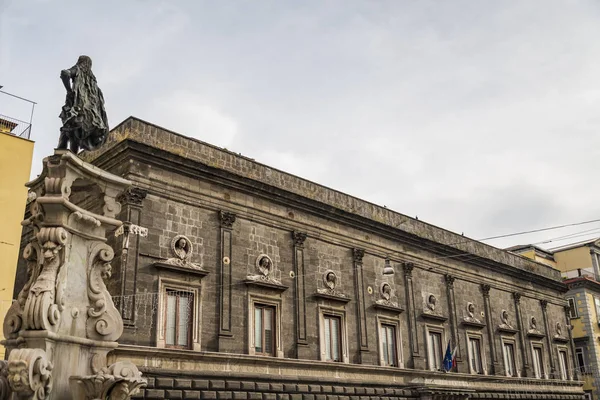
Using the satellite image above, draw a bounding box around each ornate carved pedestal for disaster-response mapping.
[2,150,146,400]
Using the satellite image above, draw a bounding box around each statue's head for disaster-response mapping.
[77,55,93,71]
[177,238,187,249]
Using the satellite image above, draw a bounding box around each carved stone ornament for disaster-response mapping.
[380,283,392,301]
[316,270,348,301]
[245,254,284,289]
[1,149,143,397]
[553,321,569,343]
[402,262,414,277]
[219,210,236,229]
[501,310,510,327]
[352,248,365,264]
[292,231,307,247]
[7,348,53,400]
[323,270,337,290]
[256,254,274,278]
[86,243,124,342]
[426,294,437,312]
[70,361,146,400]
[116,187,147,206]
[527,316,545,338]
[153,235,207,275]
[462,302,484,328]
[0,361,9,400]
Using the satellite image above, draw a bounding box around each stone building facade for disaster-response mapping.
[14,117,583,399]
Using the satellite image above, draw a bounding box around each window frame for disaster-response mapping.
[575,347,586,374]
[248,294,283,358]
[253,303,276,356]
[557,346,570,381]
[501,338,519,378]
[156,277,202,351]
[164,289,194,349]
[531,342,546,379]
[466,332,486,375]
[376,315,403,368]
[425,325,446,372]
[567,298,578,319]
[318,305,349,363]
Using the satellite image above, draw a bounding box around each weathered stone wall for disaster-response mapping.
[28,117,578,399]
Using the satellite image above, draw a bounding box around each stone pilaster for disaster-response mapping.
[352,249,369,362]
[564,304,579,381]
[481,284,499,375]
[218,210,236,351]
[444,274,462,371]
[540,300,556,378]
[513,292,530,377]
[292,231,310,359]
[403,262,422,369]
[115,187,148,326]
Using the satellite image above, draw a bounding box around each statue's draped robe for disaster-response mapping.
[59,65,109,151]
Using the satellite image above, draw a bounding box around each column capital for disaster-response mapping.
[117,187,148,206]
[292,231,308,247]
[444,274,455,288]
[480,284,491,297]
[352,248,365,264]
[402,262,415,277]
[513,292,522,303]
[219,210,237,229]
[540,299,548,310]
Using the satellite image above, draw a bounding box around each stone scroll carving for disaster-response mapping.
[1,150,145,399]
[70,361,146,400]
[86,243,123,342]
[7,349,53,400]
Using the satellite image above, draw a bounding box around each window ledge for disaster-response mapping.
[420,312,448,323]
[373,302,405,314]
[153,261,210,277]
[244,278,289,292]
[314,291,352,303]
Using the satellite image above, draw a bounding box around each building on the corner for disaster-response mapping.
[14,117,583,399]
[509,239,600,399]
[0,113,33,359]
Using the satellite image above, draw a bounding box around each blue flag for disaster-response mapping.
[443,341,453,371]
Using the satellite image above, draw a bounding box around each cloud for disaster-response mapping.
[3,0,600,250]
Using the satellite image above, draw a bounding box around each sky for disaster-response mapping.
[1,0,600,251]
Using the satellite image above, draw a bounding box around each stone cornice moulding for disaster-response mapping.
[244,278,289,292]
[153,261,210,277]
[84,137,566,293]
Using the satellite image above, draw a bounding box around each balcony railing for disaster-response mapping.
[0,114,31,140]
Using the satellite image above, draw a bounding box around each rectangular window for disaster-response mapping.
[559,350,569,380]
[381,324,397,367]
[165,290,193,349]
[584,392,592,400]
[254,304,275,356]
[532,346,545,378]
[576,347,586,373]
[567,298,578,318]
[324,315,342,362]
[595,298,600,320]
[468,337,483,374]
[427,331,443,371]
[502,342,517,377]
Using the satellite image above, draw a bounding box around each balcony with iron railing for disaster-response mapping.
[0,114,31,139]
[0,87,36,140]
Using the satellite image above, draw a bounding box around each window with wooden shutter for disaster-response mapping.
[381,324,397,367]
[164,290,193,349]
[254,304,275,356]
[503,342,517,377]
[324,315,342,362]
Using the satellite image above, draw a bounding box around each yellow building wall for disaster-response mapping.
[0,132,33,358]
[554,247,593,273]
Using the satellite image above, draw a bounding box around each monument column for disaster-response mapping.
[2,151,146,400]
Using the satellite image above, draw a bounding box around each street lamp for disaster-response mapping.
[383,257,394,275]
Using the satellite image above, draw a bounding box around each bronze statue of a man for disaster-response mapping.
[58,55,109,153]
